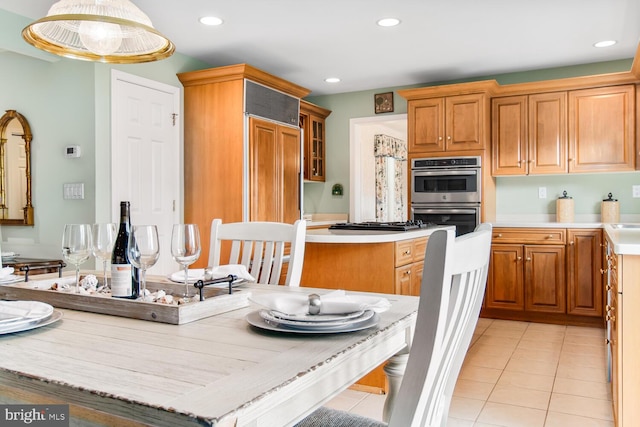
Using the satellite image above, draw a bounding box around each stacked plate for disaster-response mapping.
[0,301,63,335]
[246,309,379,334]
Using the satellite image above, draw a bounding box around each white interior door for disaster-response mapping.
[111,71,180,276]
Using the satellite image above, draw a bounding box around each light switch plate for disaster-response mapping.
[633,185,640,198]
[538,187,547,199]
[63,183,84,200]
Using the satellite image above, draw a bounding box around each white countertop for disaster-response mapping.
[492,221,604,229]
[604,224,640,256]
[306,226,454,243]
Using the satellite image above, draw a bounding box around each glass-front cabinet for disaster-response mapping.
[300,100,331,182]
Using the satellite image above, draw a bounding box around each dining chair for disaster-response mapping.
[208,218,307,286]
[295,223,492,427]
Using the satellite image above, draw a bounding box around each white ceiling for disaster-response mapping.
[1,0,639,96]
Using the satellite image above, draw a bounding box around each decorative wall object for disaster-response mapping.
[374,92,394,114]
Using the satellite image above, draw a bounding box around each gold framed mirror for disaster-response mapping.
[0,110,34,225]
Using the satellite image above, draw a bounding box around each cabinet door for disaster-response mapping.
[249,118,279,222]
[309,115,325,181]
[486,244,524,310]
[280,124,302,223]
[524,245,565,313]
[492,96,528,175]
[529,92,567,174]
[395,264,413,295]
[445,93,485,151]
[568,85,635,172]
[249,117,300,223]
[567,229,603,316]
[408,98,445,152]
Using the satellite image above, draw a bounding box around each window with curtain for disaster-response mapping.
[374,134,407,222]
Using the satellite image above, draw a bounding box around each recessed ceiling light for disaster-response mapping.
[325,77,340,83]
[200,16,223,26]
[594,40,616,48]
[377,18,400,27]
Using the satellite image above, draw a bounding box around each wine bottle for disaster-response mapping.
[110,201,140,298]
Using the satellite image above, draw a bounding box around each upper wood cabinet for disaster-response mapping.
[492,84,636,175]
[399,82,495,154]
[492,93,568,175]
[299,100,331,182]
[177,64,309,267]
[569,85,635,173]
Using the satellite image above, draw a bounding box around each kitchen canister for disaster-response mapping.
[556,190,574,223]
[601,193,620,223]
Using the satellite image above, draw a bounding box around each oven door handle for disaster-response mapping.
[411,169,478,176]
[413,208,479,215]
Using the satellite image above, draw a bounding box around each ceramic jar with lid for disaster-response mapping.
[556,191,574,223]
[601,193,620,223]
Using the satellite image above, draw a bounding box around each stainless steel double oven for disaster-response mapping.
[410,156,481,236]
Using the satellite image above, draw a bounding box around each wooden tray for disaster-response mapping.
[0,275,251,325]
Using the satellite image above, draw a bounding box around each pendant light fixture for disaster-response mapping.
[22,0,175,64]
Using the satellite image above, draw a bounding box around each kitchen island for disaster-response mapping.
[301,226,452,392]
[302,226,453,295]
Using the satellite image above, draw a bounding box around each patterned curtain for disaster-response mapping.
[374,134,407,222]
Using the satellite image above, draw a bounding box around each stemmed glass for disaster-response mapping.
[61,224,92,293]
[171,224,201,302]
[128,225,160,301]
[91,223,117,290]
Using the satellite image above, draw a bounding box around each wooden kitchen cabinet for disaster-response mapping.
[394,237,428,296]
[249,117,301,224]
[492,93,568,175]
[399,81,495,154]
[482,227,604,326]
[178,64,309,266]
[568,85,635,172]
[299,100,331,182]
[485,234,565,314]
[605,233,640,427]
[566,229,603,317]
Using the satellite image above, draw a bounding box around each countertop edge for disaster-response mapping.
[305,226,455,243]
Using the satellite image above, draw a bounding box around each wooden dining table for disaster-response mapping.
[0,277,419,427]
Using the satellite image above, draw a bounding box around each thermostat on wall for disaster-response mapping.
[65,145,81,158]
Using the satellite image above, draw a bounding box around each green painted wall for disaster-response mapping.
[306,59,640,218]
[0,9,209,259]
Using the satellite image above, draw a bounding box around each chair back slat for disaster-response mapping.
[208,219,307,286]
[388,224,492,427]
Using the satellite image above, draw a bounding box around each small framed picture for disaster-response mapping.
[374,92,394,114]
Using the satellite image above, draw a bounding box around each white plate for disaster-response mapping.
[268,310,366,323]
[0,301,54,328]
[260,309,374,329]
[246,310,379,334]
[0,310,63,335]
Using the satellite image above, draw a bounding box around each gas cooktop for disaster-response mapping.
[329,220,434,232]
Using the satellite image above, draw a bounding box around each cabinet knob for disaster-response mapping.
[568,158,574,162]
[447,135,451,140]
[606,304,615,312]
[517,256,522,261]
[605,338,611,345]
[495,233,503,238]
[606,284,612,291]
[404,250,411,255]
[405,270,411,276]
[528,159,534,163]
[606,314,616,322]
[546,234,554,239]
[569,241,575,245]
[526,257,531,262]
[600,268,608,274]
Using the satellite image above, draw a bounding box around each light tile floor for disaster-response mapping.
[326,318,613,427]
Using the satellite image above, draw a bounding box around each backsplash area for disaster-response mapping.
[495,172,640,220]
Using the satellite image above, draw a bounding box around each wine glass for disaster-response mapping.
[61,224,92,293]
[128,225,160,301]
[171,224,201,302]
[91,223,117,290]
